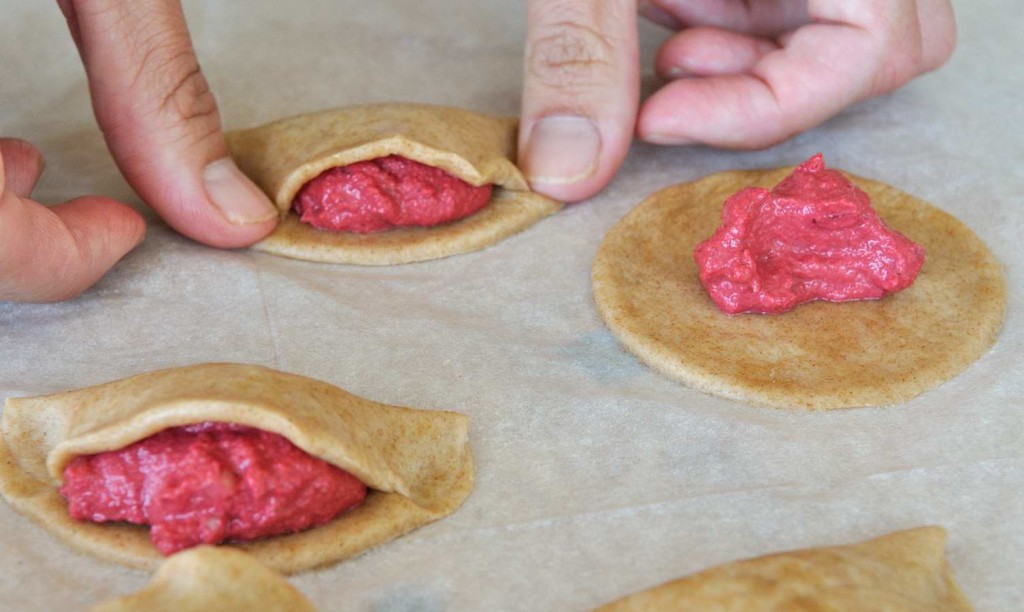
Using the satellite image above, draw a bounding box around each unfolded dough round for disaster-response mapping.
[592,166,1006,410]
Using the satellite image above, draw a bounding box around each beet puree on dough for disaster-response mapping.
[60,422,367,555]
[292,155,493,233]
[694,154,925,315]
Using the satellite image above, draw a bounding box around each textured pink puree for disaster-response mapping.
[60,422,367,555]
[694,154,925,314]
[293,155,493,233]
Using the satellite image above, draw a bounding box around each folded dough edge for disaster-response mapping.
[226,102,562,265]
[0,363,474,574]
[595,526,973,611]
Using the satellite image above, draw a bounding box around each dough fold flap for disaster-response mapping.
[0,363,474,573]
[92,546,316,612]
[226,102,529,214]
[595,527,973,611]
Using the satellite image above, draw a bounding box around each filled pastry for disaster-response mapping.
[0,363,474,573]
[227,102,562,264]
[595,527,972,611]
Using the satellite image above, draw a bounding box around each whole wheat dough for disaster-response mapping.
[0,363,474,574]
[595,527,972,611]
[592,166,1006,410]
[92,546,316,612]
[226,103,562,264]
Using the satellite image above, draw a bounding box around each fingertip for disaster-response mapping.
[637,76,792,149]
[193,215,278,250]
[520,115,599,202]
[526,174,610,203]
[188,156,278,248]
[519,115,627,203]
[53,196,147,263]
[918,0,957,72]
[109,198,148,251]
[201,158,277,224]
[0,138,45,197]
[143,156,278,250]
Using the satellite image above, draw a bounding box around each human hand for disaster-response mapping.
[518,1,956,202]
[57,0,278,248]
[0,138,145,302]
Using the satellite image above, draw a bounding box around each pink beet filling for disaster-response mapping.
[59,422,367,555]
[292,154,493,233]
[694,154,925,315]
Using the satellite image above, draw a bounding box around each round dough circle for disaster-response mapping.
[592,167,1006,410]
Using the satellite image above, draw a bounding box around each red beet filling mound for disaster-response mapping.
[694,154,925,315]
[292,154,493,233]
[60,422,367,555]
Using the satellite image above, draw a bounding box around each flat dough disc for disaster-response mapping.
[592,167,1006,410]
[227,103,562,265]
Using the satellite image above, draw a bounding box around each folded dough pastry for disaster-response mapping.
[92,546,315,612]
[226,102,562,264]
[592,166,1006,410]
[595,527,972,611]
[0,363,474,574]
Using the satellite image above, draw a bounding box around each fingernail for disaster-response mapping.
[202,157,278,224]
[664,65,690,79]
[637,0,683,29]
[643,132,697,146]
[523,116,601,186]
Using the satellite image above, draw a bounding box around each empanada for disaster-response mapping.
[227,103,562,264]
[596,527,972,611]
[0,363,474,574]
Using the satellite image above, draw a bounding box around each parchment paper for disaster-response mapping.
[1,1,1021,610]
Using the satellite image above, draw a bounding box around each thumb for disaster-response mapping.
[519,0,639,202]
[61,0,277,248]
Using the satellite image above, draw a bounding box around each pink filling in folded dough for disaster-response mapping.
[292,154,493,233]
[60,422,367,555]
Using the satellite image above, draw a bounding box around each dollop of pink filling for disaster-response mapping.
[292,155,493,233]
[60,422,367,555]
[694,154,925,314]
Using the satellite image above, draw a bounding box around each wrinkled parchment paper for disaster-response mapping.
[1,1,1020,610]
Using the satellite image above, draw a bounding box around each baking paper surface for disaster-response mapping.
[0,1,1021,610]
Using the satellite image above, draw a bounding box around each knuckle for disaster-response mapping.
[125,30,222,144]
[527,20,616,91]
[872,37,923,93]
[157,60,221,136]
